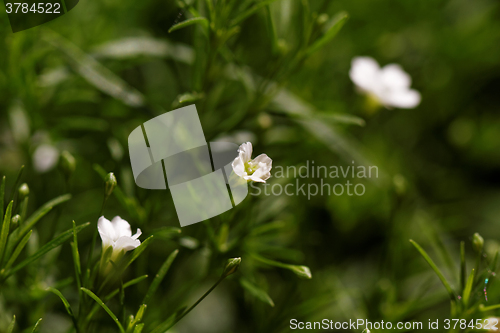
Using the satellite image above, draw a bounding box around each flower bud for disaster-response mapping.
[104,173,117,197]
[317,13,329,25]
[18,183,29,201]
[60,151,76,178]
[290,265,312,279]
[11,214,20,229]
[472,233,484,253]
[222,257,241,278]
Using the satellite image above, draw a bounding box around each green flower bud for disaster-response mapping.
[222,257,241,278]
[60,151,76,178]
[18,183,29,200]
[290,265,312,279]
[11,214,20,229]
[104,172,117,197]
[317,13,329,25]
[472,233,484,253]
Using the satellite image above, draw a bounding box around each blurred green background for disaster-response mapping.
[1,0,500,332]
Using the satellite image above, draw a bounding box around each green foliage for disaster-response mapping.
[1,0,500,331]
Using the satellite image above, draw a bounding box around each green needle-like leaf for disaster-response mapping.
[143,249,179,304]
[0,176,5,223]
[410,239,456,301]
[3,230,32,270]
[231,0,281,26]
[81,288,125,333]
[86,275,149,322]
[99,236,154,291]
[460,241,466,293]
[5,222,89,277]
[251,253,312,279]
[32,318,42,332]
[7,315,15,333]
[0,201,13,266]
[46,287,79,331]
[306,12,348,56]
[8,166,24,204]
[16,194,72,241]
[240,278,275,307]
[168,17,209,33]
[462,268,475,308]
[71,221,82,292]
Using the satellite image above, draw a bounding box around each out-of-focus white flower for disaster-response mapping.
[232,142,272,183]
[349,56,421,109]
[33,144,59,173]
[98,216,141,259]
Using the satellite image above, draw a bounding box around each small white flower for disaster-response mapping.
[98,216,141,259]
[349,56,421,109]
[33,144,59,173]
[232,142,272,183]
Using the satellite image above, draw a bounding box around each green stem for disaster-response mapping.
[166,276,225,331]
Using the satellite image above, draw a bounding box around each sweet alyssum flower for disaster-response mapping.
[232,142,272,183]
[349,56,421,109]
[98,216,141,261]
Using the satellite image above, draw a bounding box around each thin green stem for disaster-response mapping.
[165,276,225,331]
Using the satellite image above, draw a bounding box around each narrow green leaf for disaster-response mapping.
[99,236,154,291]
[143,249,179,304]
[71,220,82,292]
[410,240,456,301]
[6,222,90,277]
[32,318,42,332]
[46,287,78,331]
[0,201,13,265]
[133,323,144,333]
[17,194,72,241]
[0,176,5,223]
[168,17,209,33]
[81,287,125,333]
[462,268,475,308]
[127,304,147,332]
[460,241,466,293]
[264,6,279,54]
[3,230,32,270]
[251,253,312,279]
[479,303,500,312]
[306,12,348,56]
[240,278,274,307]
[86,275,148,322]
[8,165,24,204]
[231,0,281,26]
[7,315,15,333]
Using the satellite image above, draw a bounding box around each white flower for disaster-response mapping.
[33,144,59,173]
[231,142,272,183]
[98,216,141,258]
[349,56,421,109]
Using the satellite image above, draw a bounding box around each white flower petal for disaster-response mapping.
[231,156,246,178]
[237,142,253,163]
[98,216,117,244]
[111,216,132,238]
[349,56,380,92]
[380,64,412,89]
[251,153,272,167]
[115,236,141,252]
[384,89,421,109]
[131,228,142,240]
